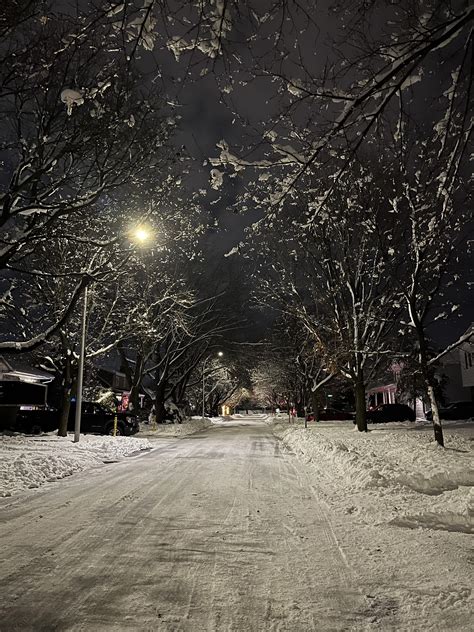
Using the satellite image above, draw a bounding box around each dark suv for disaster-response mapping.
[68,402,139,436]
[12,401,139,435]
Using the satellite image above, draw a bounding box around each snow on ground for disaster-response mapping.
[0,417,214,498]
[0,433,152,498]
[268,417,474,629]
[138,416,215,438]
[270,418,474,534]
[1,414,473,629]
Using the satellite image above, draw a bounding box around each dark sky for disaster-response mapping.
[3,1,471,347]
[138,1,473,348]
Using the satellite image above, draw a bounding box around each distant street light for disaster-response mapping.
[73,227,154,443]
[202,351,223,420]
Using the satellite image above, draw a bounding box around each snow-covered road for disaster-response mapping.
[1,416,370,631]
[1,415,472,631]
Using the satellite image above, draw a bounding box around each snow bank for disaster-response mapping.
[0,433,152,498]
[1,418,215,498]
[138,416,214,438]
[271,420,474,534]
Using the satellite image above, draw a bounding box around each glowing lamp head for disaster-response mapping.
[131,225,152,245]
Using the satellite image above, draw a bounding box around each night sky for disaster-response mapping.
[1,1,472,351]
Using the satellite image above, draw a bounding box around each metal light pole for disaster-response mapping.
[74,285,88,443]
[202,351,223,420]
[72,225,153,443]
[201,356,207,421]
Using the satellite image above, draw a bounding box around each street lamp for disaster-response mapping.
[202,351,223,420]
[130,225,153,245]
[73,284,88,442]
[73,226,153,443]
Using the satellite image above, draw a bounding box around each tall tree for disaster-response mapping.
[0,2,179,350]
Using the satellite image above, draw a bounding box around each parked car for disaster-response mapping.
[366,403,416,423]
[14,407,59,434]
[68,401,139,436]
[9,401,139,436]
[306,408,354,421]
[426,401,474,421]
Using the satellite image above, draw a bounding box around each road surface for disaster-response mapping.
[1,417,371,631]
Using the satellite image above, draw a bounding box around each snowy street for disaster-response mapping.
[1,416,473,631]
[0,416,366,631]
[2,4,473,631]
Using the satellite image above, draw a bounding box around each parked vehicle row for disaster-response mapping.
[306,401,474,424]
[365,403,416,423]
[425,401,474,421]
[306,403,416,424]
[3,401,139,436]
[305,408,354,421]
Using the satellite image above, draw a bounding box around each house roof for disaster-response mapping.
[0,356,54,383]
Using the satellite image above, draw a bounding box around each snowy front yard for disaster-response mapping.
[271,419,474,534]
[0,417,215,498]
[268,418,474,629]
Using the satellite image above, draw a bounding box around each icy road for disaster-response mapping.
[0,416,377,631]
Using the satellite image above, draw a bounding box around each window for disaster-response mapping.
[465,352,473,369]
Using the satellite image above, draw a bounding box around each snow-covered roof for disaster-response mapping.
[0,356,54,383]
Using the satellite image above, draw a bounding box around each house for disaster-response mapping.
[0,356,54,385]
[96,366,149,411]
[367,382,397,407]
[367,361,426,418]
[459,336,474,398]
[97,367,131,410]
[438,324,474,403]
[0,356,54,420]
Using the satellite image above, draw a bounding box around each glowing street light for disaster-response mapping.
[73,226,154,443]
[130,225,152,245]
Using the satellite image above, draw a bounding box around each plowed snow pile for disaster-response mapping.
[0,434,152,497]
[272,421,474,534]
[1,417,215,498]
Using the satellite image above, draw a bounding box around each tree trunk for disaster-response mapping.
[128,353,144,411]
[293,386,303,418]
[57,357,73,437]
[311,390,320,422]
[154,380,167,424]
[427,383,444,447]
[119,346,143,413]
[354,373,367,432]
[412,314,445,447]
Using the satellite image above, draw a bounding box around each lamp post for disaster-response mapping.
[73,285,88,443]
[202,351,223,420]
[73,226,152,443]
